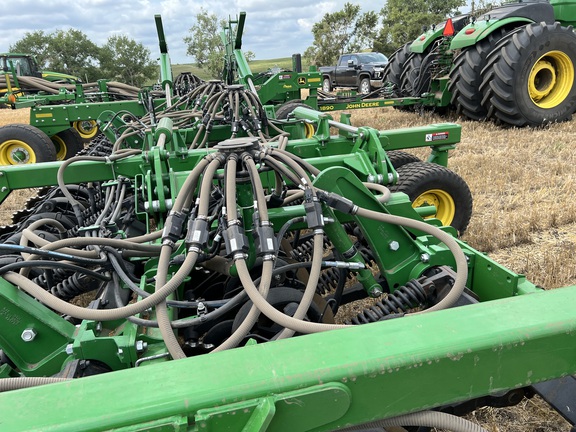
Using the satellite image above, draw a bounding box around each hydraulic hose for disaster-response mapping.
[0,377,70,393]
[3,251,198,321]
[339,410,488,432]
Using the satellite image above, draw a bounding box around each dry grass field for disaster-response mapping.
[0,106,574,430]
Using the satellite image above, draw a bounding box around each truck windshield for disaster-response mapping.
[357,53,388,64]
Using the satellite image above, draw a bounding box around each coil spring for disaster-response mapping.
[32,267,72,291]
[50,273,104,301]
[290,235,332,262]
[316,266,342,295]
[348,279,428,325]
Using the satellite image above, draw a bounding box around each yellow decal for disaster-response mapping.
[308,77,321,83]
[35,113,53,118]
[319,105,335,111]
[283,84,293,89]
[297,77,307,85]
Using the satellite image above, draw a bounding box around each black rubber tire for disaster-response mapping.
[449,28,508,121]
[322,77,332,92]
[0,124,56,164]
[479,22,576,127]
[358,77,371,94]
[387,150,421,169]
[381,43,412,96]
[275,101,310,119]
[51,128,84,160]
[400,52,425,97]
[275,101,315,138]
[390,161,473,234]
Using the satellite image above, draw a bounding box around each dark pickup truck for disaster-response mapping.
[319,52,388,94]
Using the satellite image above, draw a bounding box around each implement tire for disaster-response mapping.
[275,101,315,138]
[387,150,421,169]
[51,128,84,160]
[0,124,56,165]
[449,28,508,121]
[390,162,472,234]
[72,120,99,142]
[480,22,576,127]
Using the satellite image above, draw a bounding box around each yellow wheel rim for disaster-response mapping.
[304,122,315,138]
[73,120,98,140]
[528,50,574,109]
[412,189,455,226]
[51,135,67,161]
[0,139,36,165]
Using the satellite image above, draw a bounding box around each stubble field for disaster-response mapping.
[0,106,574,430]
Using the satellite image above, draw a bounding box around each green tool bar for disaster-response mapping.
[3,286,576,431]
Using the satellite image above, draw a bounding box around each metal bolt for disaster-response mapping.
[65,343,74,355]
[389,241,400,251]
[135,340,148,353]
[21,328,37,342]
[420,253,430,263]
[370,286,384,297]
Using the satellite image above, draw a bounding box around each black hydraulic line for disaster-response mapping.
[0,260,110,281]
[0,244,107,265]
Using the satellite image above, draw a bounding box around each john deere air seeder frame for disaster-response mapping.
[0,13,576,432]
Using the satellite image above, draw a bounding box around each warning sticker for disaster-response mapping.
[425,132,449,142]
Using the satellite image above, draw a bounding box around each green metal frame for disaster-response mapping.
[2,286,576,431]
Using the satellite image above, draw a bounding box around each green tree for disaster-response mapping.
[9,31,52,68]
[183,8,226,79]
[99,35,157,86]
[376,0,465,55]
[303,3,378,66]
[48,29,100,81]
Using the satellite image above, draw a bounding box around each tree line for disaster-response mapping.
[8,0,470,86]
[9,29,157,87]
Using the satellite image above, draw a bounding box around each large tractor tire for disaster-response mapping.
[0,124,56,165]
[399,52,425,97]
[390,161,473,234]
[51,128,84,160]
[480,22,576,127]
[381,43,412,96]
[449,28,509,121]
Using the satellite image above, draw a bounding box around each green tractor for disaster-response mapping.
[0,53,81,87]
[383,0,576,127]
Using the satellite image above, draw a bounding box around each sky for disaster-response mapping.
[2,0,382,65]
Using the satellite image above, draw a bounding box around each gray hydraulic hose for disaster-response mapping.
[0,377,70,393]
[18,218,67,260]
[354,207,467,313]
[235,203,468,333]
[3,251,198,321]
[340,410,488,432]
[155,243,186,360]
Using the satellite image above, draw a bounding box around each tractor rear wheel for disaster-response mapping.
[400,52,425,97]
[0,124,56,165]
[51,128,84,160]
[449,28,508,121]
[480,22,576,127]
[390,161,472,234]
[382,43,412,96]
